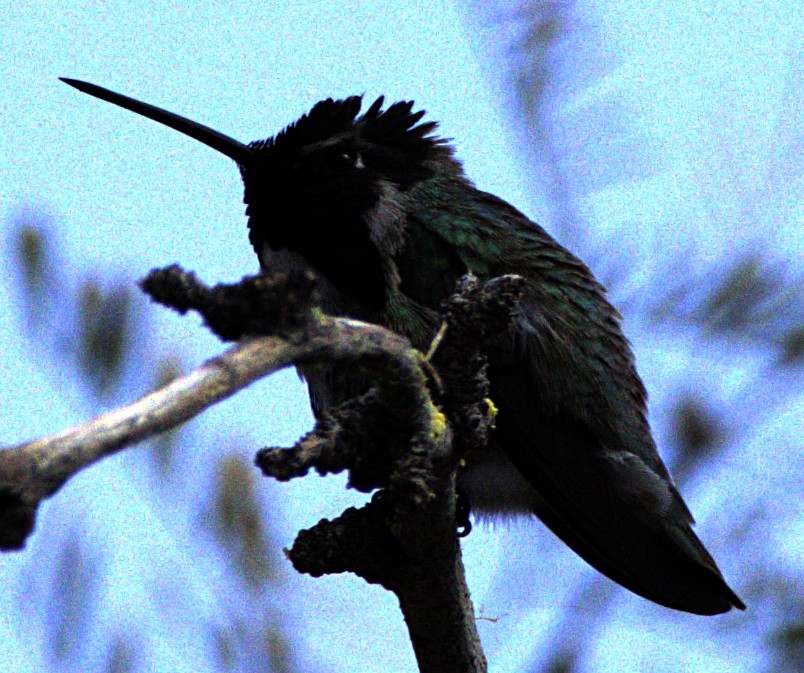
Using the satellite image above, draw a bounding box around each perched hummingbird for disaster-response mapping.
[61,78,745,615]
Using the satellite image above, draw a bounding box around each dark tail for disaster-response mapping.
[490,371,744,615]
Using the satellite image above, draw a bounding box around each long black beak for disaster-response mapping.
[60,78,259,168]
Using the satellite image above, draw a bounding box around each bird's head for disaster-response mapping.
[60,80,456,310]
[241,95,454,308]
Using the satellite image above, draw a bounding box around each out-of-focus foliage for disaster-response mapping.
[77,280,133,395]
[16,224,52,300]
[9,214,299,672]
[650,254,804,369]
[211,615,296,673]
[769,621,804,673]
[476,1,802,672]
[207,453,278,591]
[669,394,728,482]
[511,0,570,113]
[508,0,581,245]
[12,219,137,397]
[779,326,804,368]
[262,623,295,673]
[539,652,578,673]
[48,534,100,663]
[12,218,58,327]
[105,635,137,673]
[204,453,299,672]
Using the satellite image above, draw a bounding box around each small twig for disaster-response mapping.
[424,320,449,361]
[139,264,319,340]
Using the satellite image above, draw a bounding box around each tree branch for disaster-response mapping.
[1,266,523,673]
[0,303,426,552]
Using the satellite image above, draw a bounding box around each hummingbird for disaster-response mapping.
[60,78,745,615]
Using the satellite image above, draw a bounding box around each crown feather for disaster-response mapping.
[248,95,445,159]
[249,95,363,153]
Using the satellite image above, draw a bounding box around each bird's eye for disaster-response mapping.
[333,151,364,169]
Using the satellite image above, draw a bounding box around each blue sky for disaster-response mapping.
[2,1,802,672]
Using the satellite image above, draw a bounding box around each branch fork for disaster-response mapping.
[0,265,523,673]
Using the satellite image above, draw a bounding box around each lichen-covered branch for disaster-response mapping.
[0,315,423,549]
[1,266,522,673]
[0,268,435,552]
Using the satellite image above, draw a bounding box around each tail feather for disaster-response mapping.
[486,353,745,615]
[494,413,744,615]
